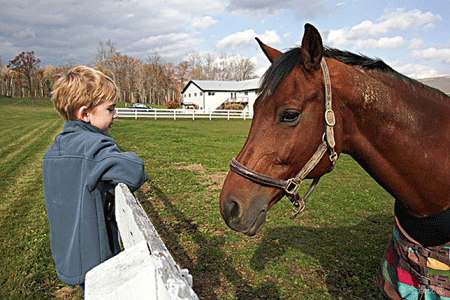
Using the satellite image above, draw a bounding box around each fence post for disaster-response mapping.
[85,183,198,300]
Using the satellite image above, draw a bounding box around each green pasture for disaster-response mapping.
[0,98,395,299]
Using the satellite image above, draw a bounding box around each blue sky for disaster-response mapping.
[1,0,449,79]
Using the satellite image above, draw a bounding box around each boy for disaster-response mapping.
[42,65,148,294]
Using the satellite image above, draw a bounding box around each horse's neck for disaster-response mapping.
[339,68,450,217]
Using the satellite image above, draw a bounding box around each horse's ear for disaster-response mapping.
[256,37,282,63]
[301,24,323,71]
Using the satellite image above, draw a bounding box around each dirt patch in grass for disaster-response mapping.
[52,286,82,300]
[202,172,228,191]
[176,164,204,172]
[174,164,227,191]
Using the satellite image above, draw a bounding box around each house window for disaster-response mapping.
[189,94,191,97]
[244,92,248,95]
[208,92,215,96]
[194,93,197,97]
[200,92,203,96]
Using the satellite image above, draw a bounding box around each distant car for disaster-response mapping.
[128,103,154,110]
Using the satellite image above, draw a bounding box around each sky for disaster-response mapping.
[0,0,449,79]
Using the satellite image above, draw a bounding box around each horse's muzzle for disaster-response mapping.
[220,194,268,236]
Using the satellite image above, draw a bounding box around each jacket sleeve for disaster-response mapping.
[86,138,148,192]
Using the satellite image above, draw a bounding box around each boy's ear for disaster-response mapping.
[76,106,90,123]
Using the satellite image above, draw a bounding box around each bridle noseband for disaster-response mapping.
[229,58,338,219]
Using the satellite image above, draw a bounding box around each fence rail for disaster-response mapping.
[85,183,199,300]
[116,108,253,120]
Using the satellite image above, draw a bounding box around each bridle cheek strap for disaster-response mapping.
[229,58,338,219]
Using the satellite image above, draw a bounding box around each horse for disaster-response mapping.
[219,24,450,299]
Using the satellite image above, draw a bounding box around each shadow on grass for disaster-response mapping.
[249,214,394,299]
[136,179,281,300]
[136,178,394,299]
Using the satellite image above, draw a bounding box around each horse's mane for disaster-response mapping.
[259,46,447,98]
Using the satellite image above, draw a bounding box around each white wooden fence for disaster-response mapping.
[85,183,199,300]
[116,108,253,120]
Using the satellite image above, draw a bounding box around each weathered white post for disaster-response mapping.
[85,183,198,300]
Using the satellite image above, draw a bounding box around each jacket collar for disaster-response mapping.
[62,120,108,136]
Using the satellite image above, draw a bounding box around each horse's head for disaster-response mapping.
[220,24,340,236]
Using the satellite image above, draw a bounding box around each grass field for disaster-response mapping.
[0,98,395,299]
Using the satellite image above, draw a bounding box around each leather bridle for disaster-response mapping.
[229,58,338,219]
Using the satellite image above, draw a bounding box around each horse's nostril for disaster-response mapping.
[228,200,240,220]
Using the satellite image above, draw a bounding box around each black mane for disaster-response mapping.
[259,46,446,98]
[324,48,394,72]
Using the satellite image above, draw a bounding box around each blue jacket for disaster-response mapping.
[42,120,148,285]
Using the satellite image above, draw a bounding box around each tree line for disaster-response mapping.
[0,40,257,105]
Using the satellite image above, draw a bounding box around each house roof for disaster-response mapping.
[181,78,260,94]
[417,76,450,95]
[182,76,450,97]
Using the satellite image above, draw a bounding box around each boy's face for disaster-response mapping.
[88,99,118,135]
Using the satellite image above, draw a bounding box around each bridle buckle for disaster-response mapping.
[325,109,336,127]
[285,178,301,195]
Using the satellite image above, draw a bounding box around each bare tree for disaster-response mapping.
[95,39,117,76]
[147,52,163,105]
[186,52,205,80]
[203,53,219,80]
[227,55,256,81]
[8,51,41,98]
[109,53,141,102]
[0,65,8,97]
[186,52,256,81]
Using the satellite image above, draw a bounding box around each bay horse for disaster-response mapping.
[220,24,450,298]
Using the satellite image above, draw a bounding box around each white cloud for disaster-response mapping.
[258,30,282,45]
[216,29,281,51]
[191,16,218,29]
[132,33,191,48]
[251,51,271,77]
[0,0,229,65]
[378,8,442,31]
[324,8,441,48]
[128,33,204,59]
[16,27,37,39]
[408,38,423,49]
[390,61,445,79]
[0,39,20,60]
[353,36,405,50]
[226,0,327,19]
[410,48,450,64]
[38,13,66,24]
[423,23,436,30]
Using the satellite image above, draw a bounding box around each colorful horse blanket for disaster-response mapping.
[378,217,450,299]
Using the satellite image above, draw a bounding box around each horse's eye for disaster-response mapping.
[280,110,300,123]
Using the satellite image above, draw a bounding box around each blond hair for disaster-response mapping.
[51,65,118,121]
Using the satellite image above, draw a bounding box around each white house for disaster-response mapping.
[181,79,260,113]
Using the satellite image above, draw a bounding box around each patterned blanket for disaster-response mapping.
[378,217,450,299]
